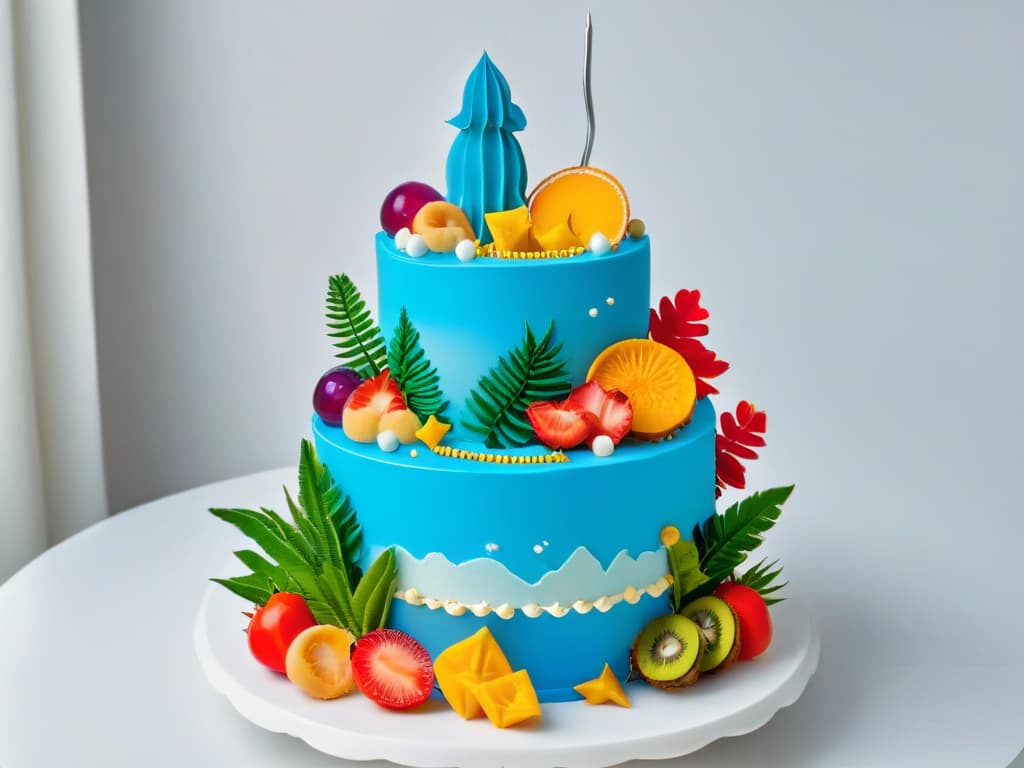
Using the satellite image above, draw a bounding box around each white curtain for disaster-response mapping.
[0,0,107,583]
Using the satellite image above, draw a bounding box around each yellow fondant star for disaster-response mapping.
[484,206,535,252]
[573,663,631,708]
[415,414,451,449]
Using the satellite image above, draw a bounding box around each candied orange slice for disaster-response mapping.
[587,339,696,439]
[473,669,542,728]
[434,627,514,720]
[528,166,630,246]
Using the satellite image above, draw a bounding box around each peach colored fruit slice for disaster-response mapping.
[586,339,696,440]
[378,409,422,444]
[412,201,476,253]
[528,166,630,246]
[285,624,356,700]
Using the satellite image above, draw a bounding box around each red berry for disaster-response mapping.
[247,592,318,674]
[313,366,363,425]
[351,628,434,709]
[380,182,444,236]
[565,381,633,446]
[343,370,406,415]
[526,401,591,450]
[714,581,773,660]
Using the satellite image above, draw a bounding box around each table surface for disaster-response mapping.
[1,467,1022,768]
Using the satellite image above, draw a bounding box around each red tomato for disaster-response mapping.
[248,592,317,673]
[714,581,772,660]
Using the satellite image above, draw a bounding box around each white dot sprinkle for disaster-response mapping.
[588,308,598,318]
[533,544,544,554]
[542,540,550,547]
[376,430,400,452]
[409,449,419,458]
[589,232,611,256]
[592,435,615,457]
[606,297,615,306]
[455,239,476,262]
[394,227,411,250]
[406,234,428,258]
[485,542,500,553]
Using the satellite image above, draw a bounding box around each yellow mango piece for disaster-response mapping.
[484,206,534,252]
[378,409,422,444]
[434,627,514,720]
[473,669,542,729]
[415,414,451,450]
[533,217,582,252]
[573,663,631,708]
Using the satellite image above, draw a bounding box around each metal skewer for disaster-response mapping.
[581,11,595,166]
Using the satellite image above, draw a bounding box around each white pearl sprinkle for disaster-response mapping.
[606,296,615,306]
[532,544,544,554]
[589,232,611,256]
[592,435,615,458]
[376,430,400,452]
[588,307,598,318]
[394,227,411,250]
[485,542,500,553]
[406,234,428,258]
[455,239,476,262]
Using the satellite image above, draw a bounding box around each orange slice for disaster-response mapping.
[587,339,696,440]
[528,166,630,246]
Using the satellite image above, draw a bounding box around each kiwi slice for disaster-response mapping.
[681,596,741,673]
[630,614,705,689]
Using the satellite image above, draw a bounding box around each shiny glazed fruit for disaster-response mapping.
[714,581,773,660]
[247,592,318,674]
[312,366,363,426]
[285,624,357,700]
[380,181,444,236]
[351,628,434,710]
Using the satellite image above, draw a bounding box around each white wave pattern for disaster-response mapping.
[390,545,670,613]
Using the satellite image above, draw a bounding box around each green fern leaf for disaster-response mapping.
[695,486,794,586]
[461,322,571,448]
[326,274,387,378]
[387,307,449,422]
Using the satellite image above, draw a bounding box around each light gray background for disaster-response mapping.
[79,0,1022,730]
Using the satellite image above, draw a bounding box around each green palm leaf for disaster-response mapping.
[694,486,794,586]
[461,321,571,448]
[387,307,449,422]
[326,274,387,378]
[735,558,788,605]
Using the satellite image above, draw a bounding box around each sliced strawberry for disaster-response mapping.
[350,628,434,710]
[526,401,590,450]
[343,369,406,415]
[565,381,633,446]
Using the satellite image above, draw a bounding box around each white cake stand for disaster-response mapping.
[194,582,820,768]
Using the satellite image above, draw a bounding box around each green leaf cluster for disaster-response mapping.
[210,439,396,637]
[326,274,387,378]
[461,322,571,448]
[387,307,448,422]
[665,539,710,613]
[735,558,788,605]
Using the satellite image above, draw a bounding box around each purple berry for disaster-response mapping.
[380,181,444,236]
[313,366,363,425]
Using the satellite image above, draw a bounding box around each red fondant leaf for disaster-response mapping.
[716,401,767,497]
[648,289,730,399]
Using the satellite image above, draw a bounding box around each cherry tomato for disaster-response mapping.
[714,581,772,660]
[247,592,317,673]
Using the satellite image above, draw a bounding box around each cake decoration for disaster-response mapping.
[648,288,730,399]
[376,430,400,453]
[385,307,449,423]
[462,321,572,448]
[574,663,632,708]
[715,400,767,495]
[377,408,422,445]
[431,445,570,464]
[410,200,476,253]
[665,538,710,613]
[245,591,317,674]
[528,165,630,247]
[285,624,357,700]
[586,338,697,440]
[733,557,787,606]
[630,614,705,690]
[564,380,633,446]
[405,234,428,258]
[351,628,435,710]
[414,414,451,449]
[591,434,614,457]
[434,626,514,720]
[473,669,542,728]
[525,399,590,450]
[312,365,363,426]
[714,581,773,660]
[445,53,528,245]
[627,218,646,239]
[394,227,411,250]
[680,596,741,673]
[326,274,387,377]
[341,370,407,443]
[454,238,476,262]
[380,181,444,237]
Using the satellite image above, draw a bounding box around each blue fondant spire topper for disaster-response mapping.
[445,53,528,244]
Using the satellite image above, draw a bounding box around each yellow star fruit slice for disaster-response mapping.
[434,627,514,720]
[587,339,696,440]
[573,663,631,708]
[415,414,451,449]
[484,206,535,252]
[528,166,630,246]
[473,669,542,728]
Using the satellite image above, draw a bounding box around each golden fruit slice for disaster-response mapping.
[528,166,630,246]
[285,624,357,700]
[587,339,696,439]
[378,409,422,444]
[573,663,631,708]
[484,206,535,252]
[473,669,542,728]
[412,201,476,252]
[434,627,514,720]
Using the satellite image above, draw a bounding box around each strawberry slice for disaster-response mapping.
[344,370,406,415]
[565,381,633,446]
[351,628,434,710]
[526,401,590,450]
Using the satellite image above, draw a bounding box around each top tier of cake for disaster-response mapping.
[375,232,651,434]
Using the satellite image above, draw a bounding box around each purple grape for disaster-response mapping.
[313,366,363,425]
[380,181,444,236]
